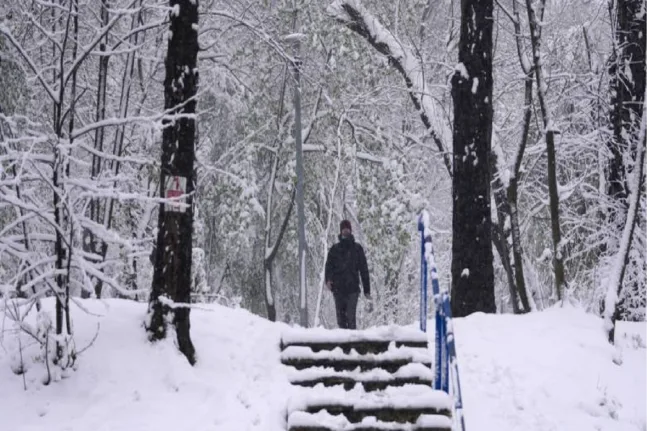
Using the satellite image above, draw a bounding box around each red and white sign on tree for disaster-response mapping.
[164,175,188,213]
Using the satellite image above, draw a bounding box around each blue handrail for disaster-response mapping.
[418,211,466,431]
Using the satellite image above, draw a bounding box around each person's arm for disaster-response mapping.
[357,245,370,296]
[325,246,334,288]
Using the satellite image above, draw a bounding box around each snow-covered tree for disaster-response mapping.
[147,0,199,365]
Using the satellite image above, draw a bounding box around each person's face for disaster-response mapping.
[341,227,351,238]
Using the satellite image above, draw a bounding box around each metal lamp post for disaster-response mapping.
[284,33,308,327]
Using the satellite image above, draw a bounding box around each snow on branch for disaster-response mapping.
[302,144,325,152]
[0,24,59,104]
[202,10,294,64]
[356,151,385,164]
[157,296,214,312]
[327,0,452,176]
[62,0,141,89]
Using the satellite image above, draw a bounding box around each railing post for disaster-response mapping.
[418,217,427,333]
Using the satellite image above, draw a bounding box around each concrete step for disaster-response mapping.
[281,326,428,356]
[288,363,434,391]
[291,376,433,391]
[288,411,452,431]
[287,384,452,423]
[281,346,431,373]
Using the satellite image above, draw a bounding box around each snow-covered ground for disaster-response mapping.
[0,299,292,431]
[0,299,644,431]
[454,306,646,431]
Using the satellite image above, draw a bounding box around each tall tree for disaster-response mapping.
[147,0,199,365]
[525,0,567,301]
[608,0,646,218]
[604,0,646,341]
[1,0,156,380]
[604,96,646,343]
[450,0,496,317]
[82,0,110,299]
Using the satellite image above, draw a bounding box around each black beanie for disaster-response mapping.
[340,219,352,232]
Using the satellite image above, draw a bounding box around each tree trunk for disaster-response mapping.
[507,178,530,311]
[450,0,496,317]
[51,0,79,370]
[525,0,566,300]
[83,0,110,299]
[491,209,520,314]
[605,102,646,343]
[546,129,565,300]
[507,75,535,312]
[608,0,646,216]
[100,1,142,294]
[147,0,199,365]
[264,179,296,322]
[606,0,646,324]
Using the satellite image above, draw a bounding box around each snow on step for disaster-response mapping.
[287,383,452,414]
[282,325,428,345]
[288,410,452,430]
[281,345,431,364]
[288,362,434,384]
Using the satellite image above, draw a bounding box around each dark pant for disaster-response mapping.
[333,292,359,329]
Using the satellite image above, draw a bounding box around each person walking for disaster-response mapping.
[325,219,371,329]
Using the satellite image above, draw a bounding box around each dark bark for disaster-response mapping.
[147,0,199,365]
[54,153,65,336]
[53,10,65,342]
[264,187,296,322]
[507,76,535,312]
[490,135,520,312]
[607,0,645,240]
[450,0,496,317]
[545,130,565,300]
[490,196,520,314]
[263,38,294,322]
[83,0,110,299]
[608,0,646,208]
[608,123,645,343]
[64,2,79,339]
[51,0,79,369]
[525,0,566,300]
[490,0,534,313]
[100,3,142,296]
[606,0,646,340]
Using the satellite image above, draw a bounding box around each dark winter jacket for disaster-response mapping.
[325,234,370,296]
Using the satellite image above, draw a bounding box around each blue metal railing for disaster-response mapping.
[418,212,466,431]
[419,218,428,333]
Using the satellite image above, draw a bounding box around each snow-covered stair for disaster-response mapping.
[287,362,434,391]
[281,326,452,431]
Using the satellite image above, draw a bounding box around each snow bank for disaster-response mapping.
[0,299,292,431]
[454,305,646,431]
